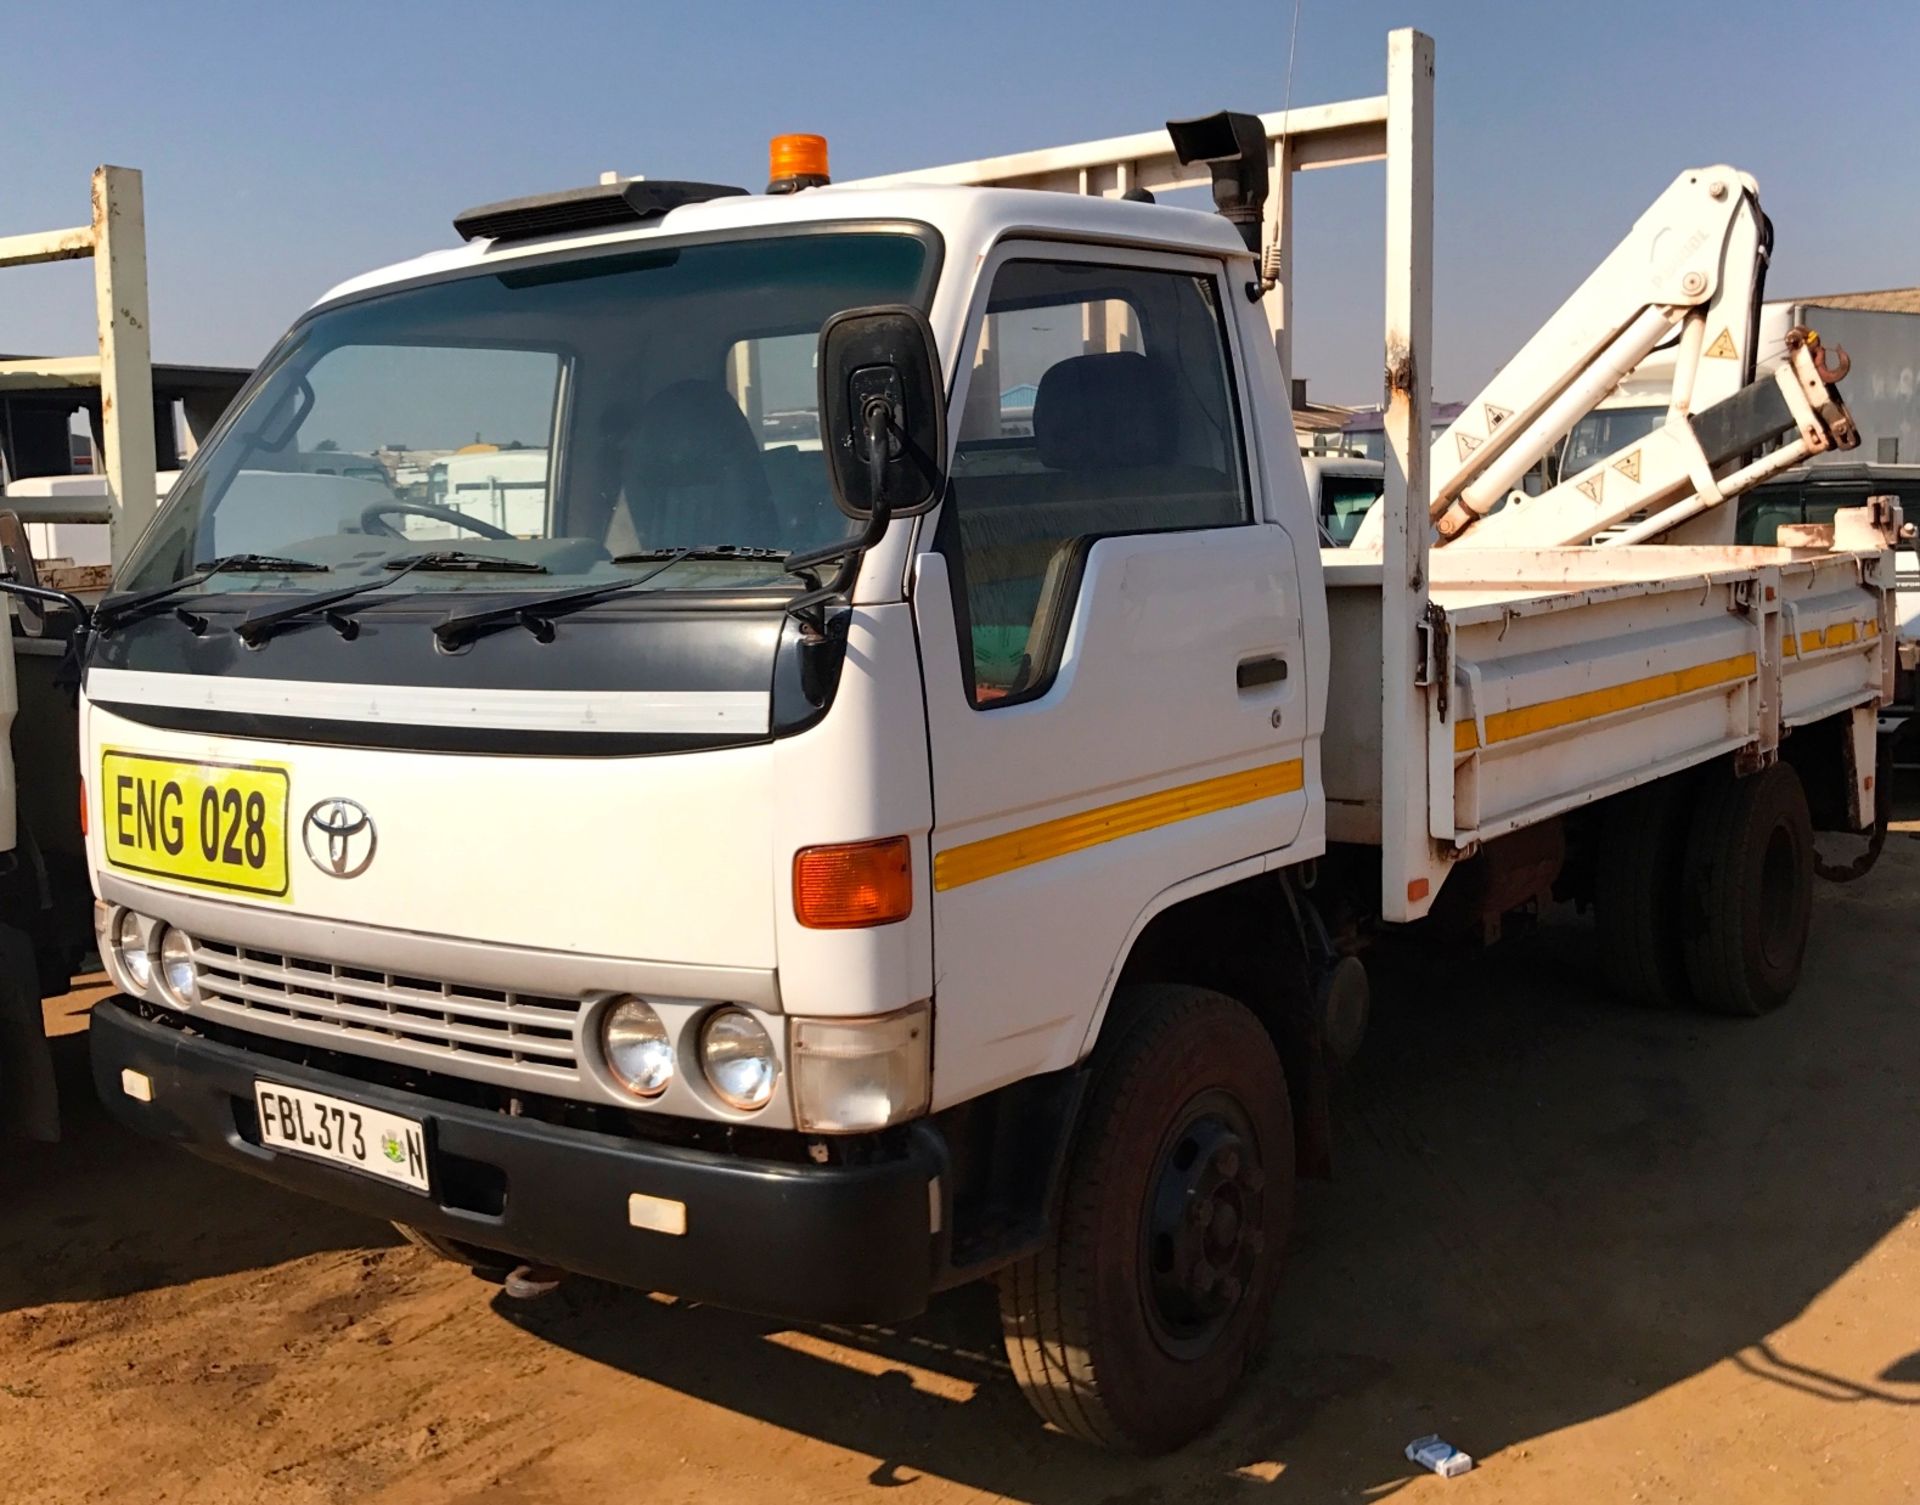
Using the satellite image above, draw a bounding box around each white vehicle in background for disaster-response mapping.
[424,448,550,538]
[1551,295,1920,527]
[44,34,1898,1450]
[1301,455,1383,545]
[3,472,183,576]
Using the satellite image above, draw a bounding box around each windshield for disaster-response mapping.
[120,230,936,598]
[1556,404,1665,481]
[1319,475,1384,545]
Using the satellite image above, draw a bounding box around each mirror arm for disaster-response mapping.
[784,495,892,631]
[783,403,902,634]
[0,575,92,626]
[862,396,893,503]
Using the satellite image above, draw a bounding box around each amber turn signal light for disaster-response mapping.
[793,836,912,929]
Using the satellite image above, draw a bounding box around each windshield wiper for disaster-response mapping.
[95,554,329,633]
[433,544,812,649]
[431,547,711,648]
[388,550,547,573]
[234,550,539,646]
[611,546,789,564]
[620,543,830,590]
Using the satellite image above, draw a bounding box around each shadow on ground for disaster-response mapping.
[7,793,1918,1499]
[495,820,1920,1499]
[0,1015,397,1314]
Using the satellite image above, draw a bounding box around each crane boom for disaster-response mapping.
[1352,165,1858,552]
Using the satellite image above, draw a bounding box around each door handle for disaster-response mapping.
[1236,654,1288,691]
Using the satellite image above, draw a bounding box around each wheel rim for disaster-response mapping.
[1141,1088,1265,1359]
[1758,822,1800,972]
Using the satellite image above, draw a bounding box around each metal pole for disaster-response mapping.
[1379,29,1438,921]
[92,165,158,572]
[1265,134,1295,380]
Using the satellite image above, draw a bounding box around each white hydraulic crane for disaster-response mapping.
[1352,165,1859,552]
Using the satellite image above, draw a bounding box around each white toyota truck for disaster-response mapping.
[56,33,1897,1452]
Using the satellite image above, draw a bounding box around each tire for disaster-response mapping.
[1595,777,1694,1008]
[1680,761,1814,1016]
[996,985,1293,1453]
[392,1222,512,1278]
[0,921,57,1141]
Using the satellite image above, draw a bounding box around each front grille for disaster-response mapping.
[188,939,584,1091]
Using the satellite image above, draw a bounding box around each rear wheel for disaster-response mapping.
[996,985,1293,1453]
[1595,777,1694,1008]
[1680,761,1814,1016]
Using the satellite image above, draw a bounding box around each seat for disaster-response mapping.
[957,352,1238,623]
[616,380,779,552]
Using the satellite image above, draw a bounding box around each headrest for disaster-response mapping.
[627,380,768,497]
[1033,352,1175,470]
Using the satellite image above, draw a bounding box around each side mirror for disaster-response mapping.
[0,511,47,637]
[819,305,947,520]
[0,509,91,641]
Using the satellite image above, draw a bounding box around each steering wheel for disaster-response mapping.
[359,500,517,542]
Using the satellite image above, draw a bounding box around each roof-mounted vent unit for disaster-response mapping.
[453,179,748,244]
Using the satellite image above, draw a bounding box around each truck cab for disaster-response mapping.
[83,174,1326,1445]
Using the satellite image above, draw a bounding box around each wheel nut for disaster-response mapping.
[1220,1275,1244,1305]
[1188,1197,1213,1228]
[1193,1259,1217,1292]
[1217,1147,1241,1180]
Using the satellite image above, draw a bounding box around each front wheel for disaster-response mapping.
[996,985,1294,1453]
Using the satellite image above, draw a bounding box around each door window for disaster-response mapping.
[945,258,1250,703]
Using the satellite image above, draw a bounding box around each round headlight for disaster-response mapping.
[156,927,198,1007]
[113,910,152,993]
[700,1008,779,1111]
[601,997,674,1098]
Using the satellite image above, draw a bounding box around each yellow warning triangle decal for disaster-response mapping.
[1612,449,1642,483]
[1704,327,1738,359]
[1484,403,1513,431]
[1456,431,1484,460]
[1577,473,1604,504]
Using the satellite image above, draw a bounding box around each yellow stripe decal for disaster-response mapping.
[933,759,1304,891]
[1454,652,1757,754]
[1784,618,1876,658]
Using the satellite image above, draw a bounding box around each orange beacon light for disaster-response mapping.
[767,134,830,195]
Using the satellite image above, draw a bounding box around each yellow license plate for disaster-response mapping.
[100,750,291,898]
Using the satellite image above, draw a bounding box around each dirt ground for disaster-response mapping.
[4,803,1918,1504]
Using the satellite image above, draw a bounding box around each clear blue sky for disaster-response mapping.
[5,0,1914,406]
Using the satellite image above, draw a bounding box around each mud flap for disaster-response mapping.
[0,923,57,1140]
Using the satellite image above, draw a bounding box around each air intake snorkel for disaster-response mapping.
[1166,110,1271,255]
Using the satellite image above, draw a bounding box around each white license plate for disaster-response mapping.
[254,1081,429,1193]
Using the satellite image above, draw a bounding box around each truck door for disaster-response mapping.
[909,242,1312,1105]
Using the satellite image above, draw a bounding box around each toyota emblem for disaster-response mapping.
[302,798,377,878]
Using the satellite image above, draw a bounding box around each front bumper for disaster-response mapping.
[92,997,945,1323]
